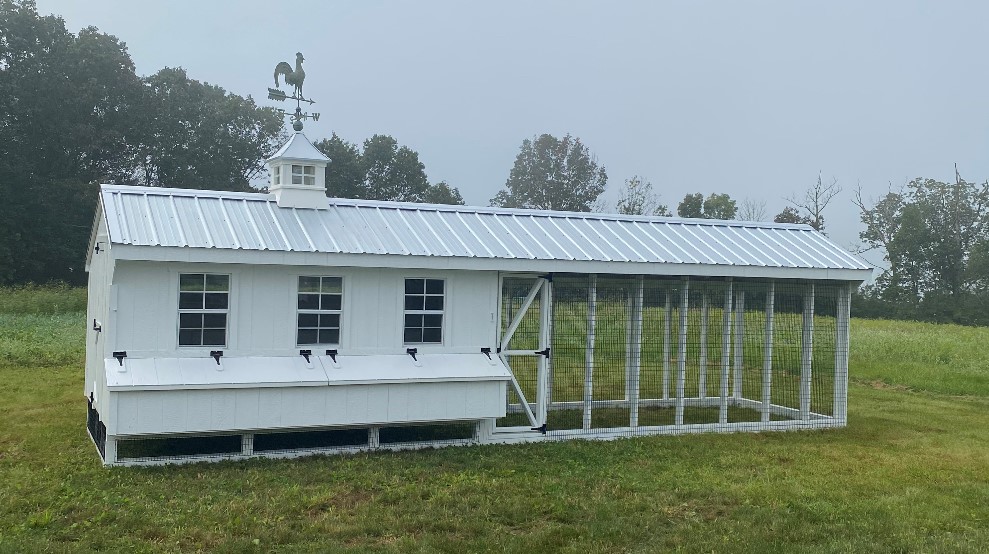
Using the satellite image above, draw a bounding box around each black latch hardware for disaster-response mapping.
[535,347,551,358]
[406,348,418,362]
[542,273,553,282]
[92,319,102,332]
[94,243,101,254]
[531,423,547,434]
[210,350,223,365]
[481,347,492,360]
[325,349,338,363]
[300,349,312,363]
[112,351,126,366]
[497,346,502,354]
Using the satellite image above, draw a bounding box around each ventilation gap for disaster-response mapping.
[378,422,476,444]
[116,434,241,460]
[253,428,369,452]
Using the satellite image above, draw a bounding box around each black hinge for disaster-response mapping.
[480,347,492,360]
[94,243,102,254]
[406,348,418,362]
[535,347,551,358]
[325,349,338,363]
[92,319,102,332]
[300,349,312,363]
[531,423,547,434]
[112,351,126,366]
[210,350,223,365]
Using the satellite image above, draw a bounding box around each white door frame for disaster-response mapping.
[495,273,552,433]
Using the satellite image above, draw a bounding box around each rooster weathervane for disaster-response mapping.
[267,52,320,131]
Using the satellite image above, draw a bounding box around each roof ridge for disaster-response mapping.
[99,184,813,231]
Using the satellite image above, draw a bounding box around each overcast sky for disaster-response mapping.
[38,0,989,269]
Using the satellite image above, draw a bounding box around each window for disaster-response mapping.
[273,166,281,186]
[178,273,229,347]
[297,276,342,345]
[404,278,444,344]
[291,164,315,186]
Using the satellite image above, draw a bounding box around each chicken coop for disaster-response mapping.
[84,131,871,465]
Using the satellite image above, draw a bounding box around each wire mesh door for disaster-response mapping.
[496,275,551,431]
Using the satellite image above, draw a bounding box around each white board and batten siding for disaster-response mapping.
[109,262,499,358]
[101,261,507,437]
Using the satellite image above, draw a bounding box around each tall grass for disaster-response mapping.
[0,284,87,315]
[0,285,87,367]
[852,318,989,397]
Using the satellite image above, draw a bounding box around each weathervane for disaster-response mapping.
[268,52,320,131]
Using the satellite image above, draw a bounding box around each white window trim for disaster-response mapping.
[177,272,230,348]
[296,275,343,347]
[291,164,316,186]
[403,277,445,345]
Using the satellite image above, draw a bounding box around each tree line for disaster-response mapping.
[5,0,989,329]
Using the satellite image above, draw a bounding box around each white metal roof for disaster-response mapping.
[266,131,330,163]
[106,353,512,391]
[98,184,872,280]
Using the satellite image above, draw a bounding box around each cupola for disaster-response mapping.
[267,131,330,209]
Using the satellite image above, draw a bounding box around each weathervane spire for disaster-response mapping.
[267,51,320,131]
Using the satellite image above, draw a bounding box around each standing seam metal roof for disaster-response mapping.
[98,185,871,272]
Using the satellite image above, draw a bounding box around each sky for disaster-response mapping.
[37,0,989,270]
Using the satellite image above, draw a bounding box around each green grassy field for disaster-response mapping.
[1,287,988,552]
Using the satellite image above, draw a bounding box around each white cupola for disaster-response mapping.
[267,131,330,209]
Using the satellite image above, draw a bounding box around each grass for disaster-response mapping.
[2,287,989,551]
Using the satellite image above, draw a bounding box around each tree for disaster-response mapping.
[422,181,466,205]
[0,0,146,284]
[315,134,431,202]
[774,206,810,225]
[616,176,669,216]
[855,171,989,323]
[784,174,841,232]
[137,67,283,191]
[313,133,363,199]
[0,0,287,284]
[703,193,737,220]
[738,197,768,221]
[360,134,430,202]
[677,193,704,218]
[491,133,607,212]
[677,192,736,219]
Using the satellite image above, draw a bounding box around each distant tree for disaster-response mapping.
[422,181,466,205]
[313,133,363,199]
[677,192,736,219]
[136,67,284,191]
[491,133,607,211]
[855,171,989,323]
[774,206,810,225]
[0,0,147,283]
[784,174,841,231]
[677,193,704,218]
[616,176,669,216]
[359,135,430,202]
[738,197,768,221]
[703,193,737,220]
[314,134,430,202]
[0,0,287,284]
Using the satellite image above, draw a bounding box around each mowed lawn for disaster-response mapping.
[1,287,989,552]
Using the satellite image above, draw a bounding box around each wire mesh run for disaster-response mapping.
[499,274,848,437]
